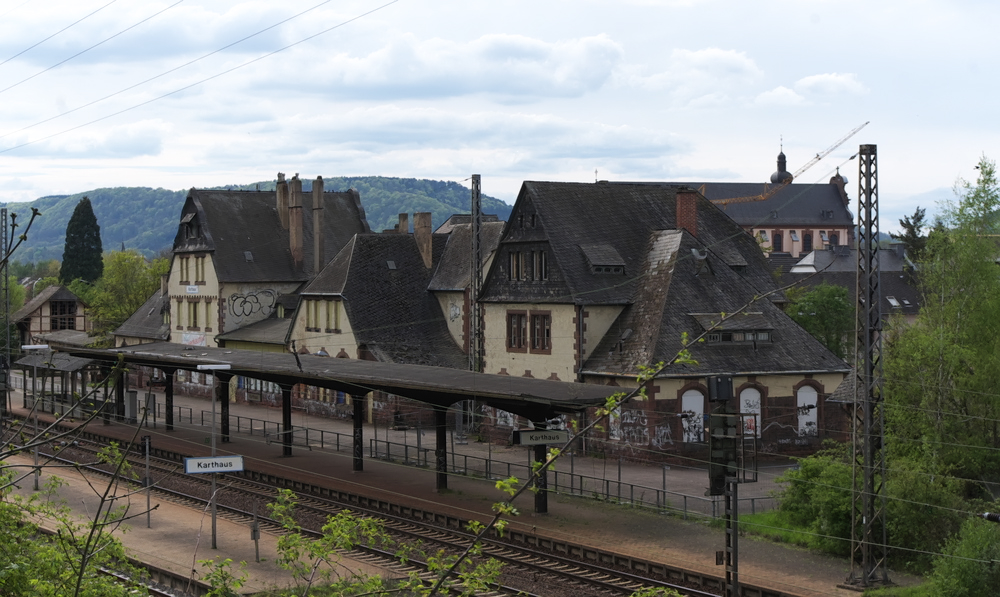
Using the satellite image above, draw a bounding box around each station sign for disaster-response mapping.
[512,429,570,446]
[184,455,244,474]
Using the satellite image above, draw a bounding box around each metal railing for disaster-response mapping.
[137,407,778,518]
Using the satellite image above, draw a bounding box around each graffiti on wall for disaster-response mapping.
[228,289,278,324]
[608,407,621,440]
[652,424,673,448]
[495,408,515,428]
[619,408,648,447]
[681,411,703,443]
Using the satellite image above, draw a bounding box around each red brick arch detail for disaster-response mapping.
[793,378,825,394]
[735,380,768,402]
[676,380,708,399]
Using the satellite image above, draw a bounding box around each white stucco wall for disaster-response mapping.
[483,302,578,381]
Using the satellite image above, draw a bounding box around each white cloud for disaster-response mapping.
[622,48,763,107]
[794,73,867,96]
[303,33,624,100]
[755,86,806,106]
[10,120,169,158]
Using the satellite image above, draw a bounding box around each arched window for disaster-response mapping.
[740,388,761,438]
[797,386,818,437]
[829,233,839,246]
[681,389,704,443]
[803,233,813,252]
[773,232,783,252]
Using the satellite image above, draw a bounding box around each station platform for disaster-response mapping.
[3,388,918,596]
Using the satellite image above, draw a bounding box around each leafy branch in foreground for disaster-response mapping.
[0,357,164,596]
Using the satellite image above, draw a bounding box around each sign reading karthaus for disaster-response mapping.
[184,455,244,474]
[512,429,570,446]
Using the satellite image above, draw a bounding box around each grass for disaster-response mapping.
[864,585,935,596]
[739,511,816,548]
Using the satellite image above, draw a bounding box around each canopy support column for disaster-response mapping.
[352,393,365,472]
[435,406,448,491]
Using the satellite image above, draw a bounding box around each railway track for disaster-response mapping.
[49,438,713,596]
[4,419,798,597]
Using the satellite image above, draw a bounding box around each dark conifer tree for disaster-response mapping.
[60,196,103,284]
[890,206,928,262]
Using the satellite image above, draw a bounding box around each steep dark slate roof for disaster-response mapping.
[13,286,84,322]
[777,247,921,318]
[480,181,780,306]
[584,230,848,377]
[216,317,292,346]
[434,213,502,234]
[173,186,370,283]
[428,221,506,291]
[303,233,466,368]
[114,289,170,342]
[767,251,798,273]
[689,180,853,229]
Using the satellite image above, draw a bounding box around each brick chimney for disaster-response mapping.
[313,176,324,274]
[289,174,304,270]
[397,213,409,234]
[276,172,289,230]
[676,187,698,237]
[413,212,433,268]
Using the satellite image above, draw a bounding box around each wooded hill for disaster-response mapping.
[4,177,512,264]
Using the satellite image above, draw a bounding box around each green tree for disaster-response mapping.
[929,517,1000,596]
[86,250,169,337]
[890,205,928,262]
[60,196,103,285]
[0,430,151,596]
[885,155,1000,487]
[773,445,853,555]
[788,283,853,359]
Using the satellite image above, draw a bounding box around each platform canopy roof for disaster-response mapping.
[61,342,616,421]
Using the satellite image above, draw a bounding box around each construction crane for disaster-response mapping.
[709,121,870,207]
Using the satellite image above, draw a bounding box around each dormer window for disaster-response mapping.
[691,312,772,345]
[180,212,199,240]
[580,243,625,275]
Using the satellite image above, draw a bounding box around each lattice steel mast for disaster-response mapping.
[845,144,890,588]
[0,208,8,418]
[469,174,483,373]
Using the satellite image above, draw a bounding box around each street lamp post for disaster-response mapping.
[22,344,49,491]
[198,363,230,549]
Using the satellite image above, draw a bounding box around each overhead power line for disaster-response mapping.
[0,0,185,96]
[0,0,119,68]
[0,0,36,20]
[0,0,399,149]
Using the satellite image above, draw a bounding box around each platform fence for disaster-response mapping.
[15,392,778,519]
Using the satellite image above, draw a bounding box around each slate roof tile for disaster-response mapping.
[305,234,466,368]
[428,221,505,291]
[584,231,848,376]
[114,289,170,342]
[480,182,781,306]
[173,187,369,283]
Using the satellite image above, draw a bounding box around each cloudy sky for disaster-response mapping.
[0,0,996,231]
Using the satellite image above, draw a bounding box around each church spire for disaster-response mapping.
[770,144,793,184]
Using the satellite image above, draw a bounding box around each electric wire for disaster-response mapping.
[0,0,400,151]
[0,0,119,68]
[0,0,34,20]
[0,0,186,96]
